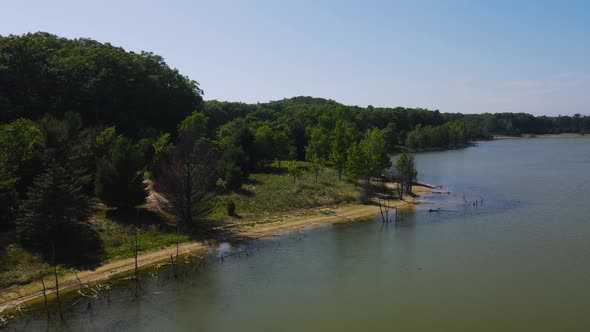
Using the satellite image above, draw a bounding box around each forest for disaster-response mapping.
[1,32,590,274]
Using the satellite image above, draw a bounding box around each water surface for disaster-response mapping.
[6,137,590,331]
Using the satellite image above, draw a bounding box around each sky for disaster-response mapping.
[1,0,589,115]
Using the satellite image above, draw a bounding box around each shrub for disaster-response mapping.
[224,163,243,190]
[226,199,236,216]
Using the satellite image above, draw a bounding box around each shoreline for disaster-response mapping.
[493,133,586,139]
[0,185,432,316]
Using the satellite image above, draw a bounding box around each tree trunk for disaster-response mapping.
[170,254,177,278]
[134,231,140,297]
[176,222,180,259]
[51,241,64,321]
[40,272,50,320]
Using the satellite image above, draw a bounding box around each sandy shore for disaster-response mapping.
[0,184,431,315]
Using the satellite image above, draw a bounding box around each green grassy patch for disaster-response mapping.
[91,207,187,262]
[0,237,49,288]
[209,164,362,219]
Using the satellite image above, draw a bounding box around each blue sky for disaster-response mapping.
[1,0,589,115]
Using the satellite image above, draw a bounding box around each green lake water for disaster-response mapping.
[5,137,590,331]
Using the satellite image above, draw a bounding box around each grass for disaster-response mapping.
[209,164,363,219]
[91,207,188,262]
[0,237,48,288]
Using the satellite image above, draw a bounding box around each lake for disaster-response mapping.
[5,137,590,331]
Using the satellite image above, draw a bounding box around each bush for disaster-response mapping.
[95,135,147,209]
[226,199,236,216]
[224,163,243,190]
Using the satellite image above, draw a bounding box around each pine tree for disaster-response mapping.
[17,162,98,262]
[95,136,147,209]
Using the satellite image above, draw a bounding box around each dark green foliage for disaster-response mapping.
[382,122,399,150]
[253,124,292,168]
[0,32,202,136]
[218,119,256,176]
[344,128,391,184]
[0,176,18,230]
[343,142,365,183]
[306,127,331,162]
[38,114,71,159]
[330,120,358,180]
[67,126,107,195]
[226,199,236,216]
[178,111,209,143]
[405,121,468,150]
[95,135,147,209]
[16,162,101,264]
[148,133,175,179]
[223,163,243,191]
[0,118,45,226]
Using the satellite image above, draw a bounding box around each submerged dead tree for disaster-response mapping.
[378,196,392,223]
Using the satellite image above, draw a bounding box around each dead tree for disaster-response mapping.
[170,254,177,278]
[40,272,50,320]
[133,228,140,297]
[154,138,220,241]
[51,241,64,321]
[378,196,392,223]
[133,208,141,297]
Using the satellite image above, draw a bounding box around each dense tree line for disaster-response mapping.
[0,32,202,136]
[1,32,589,264]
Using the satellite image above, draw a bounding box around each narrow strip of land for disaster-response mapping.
[493,133,587,139]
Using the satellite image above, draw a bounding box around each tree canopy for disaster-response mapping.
[0,32,203,136]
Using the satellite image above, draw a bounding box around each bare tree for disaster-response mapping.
[40,272,50,320]
[154,138,220,254]
[51,241,64,321]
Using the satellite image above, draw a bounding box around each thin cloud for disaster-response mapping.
[504,80,540,88]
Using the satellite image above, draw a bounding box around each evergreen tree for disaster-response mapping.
[17,162,100,263]
[95,135,147,209]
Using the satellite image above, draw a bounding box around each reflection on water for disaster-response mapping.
[5,138,590,331]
